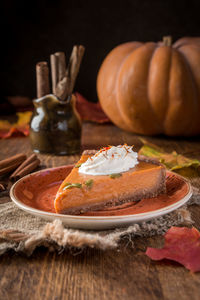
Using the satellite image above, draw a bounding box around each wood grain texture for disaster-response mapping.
[0,122,200,300]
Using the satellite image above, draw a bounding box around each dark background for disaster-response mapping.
[1,0,200,103]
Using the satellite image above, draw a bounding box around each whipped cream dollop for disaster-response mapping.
[78,145,138,175]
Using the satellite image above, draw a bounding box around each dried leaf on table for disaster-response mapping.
[75,92,110,123]
[139,139,200,177]
[146,226,200,272]
[0,111,32,138]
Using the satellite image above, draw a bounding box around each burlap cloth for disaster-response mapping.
[0,186,200,256]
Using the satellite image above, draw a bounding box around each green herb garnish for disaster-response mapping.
[75,163,82,168]
[63,182,71,187]
[84,179,94,188]
[109,173,122,179]
[63,182,82,190]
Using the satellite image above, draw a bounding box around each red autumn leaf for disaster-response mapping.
[75,92,110,123]
[146,226,200,272]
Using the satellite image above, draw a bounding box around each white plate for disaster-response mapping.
[10,167,192,230]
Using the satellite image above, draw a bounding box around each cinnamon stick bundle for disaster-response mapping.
[50,45,85,101]
[36,45,85,101]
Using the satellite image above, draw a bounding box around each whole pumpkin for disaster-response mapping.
[97,37,200,136]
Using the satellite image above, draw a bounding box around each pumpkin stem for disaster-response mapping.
[163,36,172,46]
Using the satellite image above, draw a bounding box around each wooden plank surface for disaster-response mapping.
[0,122,200,300]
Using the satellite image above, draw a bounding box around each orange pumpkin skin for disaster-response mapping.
[97,37,200,136]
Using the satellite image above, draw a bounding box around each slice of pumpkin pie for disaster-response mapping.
[54,145,166,214]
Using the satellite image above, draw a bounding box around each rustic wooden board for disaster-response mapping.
[0,122,200,300]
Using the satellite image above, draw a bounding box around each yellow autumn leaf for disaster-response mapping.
[16,111,32,127]
[139,139,200,178]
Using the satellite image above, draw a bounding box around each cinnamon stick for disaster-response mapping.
[55,52,66,82]
[51,52,68,101]
[0,154,26,169]
[10,154,38,181]
[68,45,85,96]
[11,159,40,182]
[36,61,50,98]
[0,154,26,176]
[50,54,59,95]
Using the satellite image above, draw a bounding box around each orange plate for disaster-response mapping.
[12,165,190,216]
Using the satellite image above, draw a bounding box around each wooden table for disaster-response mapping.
[0,122,200,300]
